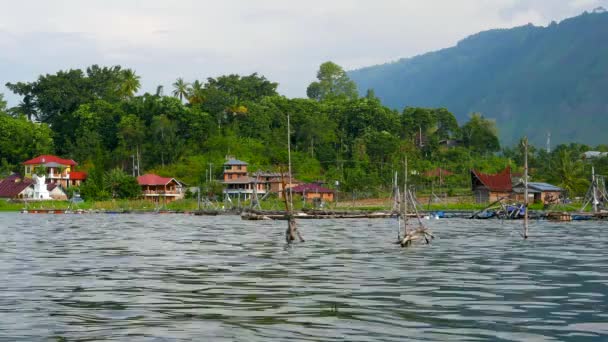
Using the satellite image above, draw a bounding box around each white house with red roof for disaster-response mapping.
[137,174,185,203]
[22,155,87,188]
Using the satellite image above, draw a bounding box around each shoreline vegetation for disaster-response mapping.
[1,62,606,207]
[0,197,585,213]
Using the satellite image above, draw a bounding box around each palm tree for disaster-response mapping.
[121,69,141,98]
[550,149,589,197]
[188,80,205,105]
[172,78,191,102]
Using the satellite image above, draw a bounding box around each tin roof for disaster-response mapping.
[513,182,563,192]
[224,159,248,166]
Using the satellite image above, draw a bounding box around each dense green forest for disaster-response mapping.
[1,61,606,200]
[349,10,608,146]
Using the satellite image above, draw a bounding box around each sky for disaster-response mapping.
[1,0,606,106]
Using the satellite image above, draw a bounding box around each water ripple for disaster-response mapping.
[1,213,607,341]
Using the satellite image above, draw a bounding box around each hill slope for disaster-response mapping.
[349,10,608,146]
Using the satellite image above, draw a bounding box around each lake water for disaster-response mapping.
[1,213,607,341]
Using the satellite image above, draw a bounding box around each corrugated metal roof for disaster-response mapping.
[526,182,563,192]
[224,159,248,166]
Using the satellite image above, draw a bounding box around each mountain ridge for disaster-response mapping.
[349,11,608,146]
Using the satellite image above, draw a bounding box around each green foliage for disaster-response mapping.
[349,11,608,146]
[307,61,358,101]
[0,112,54,167]
[103,168,141,199]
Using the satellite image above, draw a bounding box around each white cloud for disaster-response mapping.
[1,0,606,105]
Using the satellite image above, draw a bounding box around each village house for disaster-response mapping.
[0,173,67,200]
[251,171,300,198]
[137,174,185,203]
[471,166,563,204]
[290,183,335,203]
[471,166,514,203]
[512,182,564,205]
[221,159,266,200]
[22,155,87,188]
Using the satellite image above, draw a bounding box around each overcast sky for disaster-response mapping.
[1,0,606,105]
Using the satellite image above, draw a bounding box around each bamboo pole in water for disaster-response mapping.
[523,136,529,239]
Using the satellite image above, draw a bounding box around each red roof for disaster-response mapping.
[291,183,334,194]
[471,166,512,192]
[69,171,88,180]
[0,174,32,197]
[137,174,175,186]
[423,167,454,177]
[0,174,66,198]
[23,155,77,166]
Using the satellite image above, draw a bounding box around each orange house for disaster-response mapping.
[137,174,185,203]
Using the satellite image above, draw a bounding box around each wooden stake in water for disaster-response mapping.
[283,114,304,243]
[523,137,529,239]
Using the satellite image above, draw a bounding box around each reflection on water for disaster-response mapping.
[0,213,607,341]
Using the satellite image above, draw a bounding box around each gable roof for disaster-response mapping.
[0,174,69,198]
[471,166,513,192]
[23,155,77,166]
[291,183,334,194]
[137,174,178,186]
[0,174,32,197]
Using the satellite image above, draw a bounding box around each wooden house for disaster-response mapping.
[223,159,248,181]
[512,182,564,205]
[251,171,300,198]
[290,183,335,203]
[471,167,513,203]
[137,174,185,203]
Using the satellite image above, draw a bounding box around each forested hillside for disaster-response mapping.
[349,10,608,146]
[1,61,606,200]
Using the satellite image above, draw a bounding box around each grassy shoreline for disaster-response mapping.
[1,198,587,213]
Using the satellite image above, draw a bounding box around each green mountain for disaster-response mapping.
[349,10,608,146]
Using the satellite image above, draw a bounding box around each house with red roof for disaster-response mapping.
[0,173,67,200]
[22,155,87,188]
[471,166,514,203]
[137,174,185,203]
[290,183,335,203]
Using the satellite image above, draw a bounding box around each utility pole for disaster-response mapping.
[546,131,551,153]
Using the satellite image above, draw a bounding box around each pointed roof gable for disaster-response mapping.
[0,174,32,197]
[23,155,77,166]
[471,166,513,192]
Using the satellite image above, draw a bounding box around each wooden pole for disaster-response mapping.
[523,137,529,239]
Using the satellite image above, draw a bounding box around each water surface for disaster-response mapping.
[1,213,607,341]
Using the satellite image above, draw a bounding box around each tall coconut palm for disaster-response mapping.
[188,80,205,105]
[172,78,191,102]
[121,69,141,98]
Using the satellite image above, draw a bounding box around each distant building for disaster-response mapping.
[252,171,300,198]
[222,159,266,200]
[512,182,564,205]
[22,155,87,188]
[137,174,185,203]
[582,151,608,160]
[291,183,335,203]
[0,173,67,200]
[471,166,513,203]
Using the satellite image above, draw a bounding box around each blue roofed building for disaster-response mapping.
[512,182,564,205]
